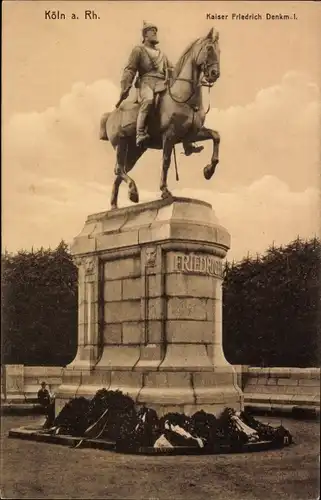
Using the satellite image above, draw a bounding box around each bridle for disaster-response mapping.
[167,40,218,113]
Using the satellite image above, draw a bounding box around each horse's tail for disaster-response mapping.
[99,112,111,141]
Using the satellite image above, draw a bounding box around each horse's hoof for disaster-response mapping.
[110,205,117,211]
[129,191,139,203]
[203,162,218,180]
[161,189,173,200]
[203,165,213,180]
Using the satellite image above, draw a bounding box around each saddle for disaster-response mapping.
[115,89,165,147]
[99,84,170,150]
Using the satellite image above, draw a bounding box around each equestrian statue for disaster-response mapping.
[100,21,221,209]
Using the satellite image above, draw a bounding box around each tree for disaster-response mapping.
[222,237,320,367]
[1,241,78,365]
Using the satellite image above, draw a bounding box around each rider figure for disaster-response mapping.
[119,21,203,154]
[120,21,171,146]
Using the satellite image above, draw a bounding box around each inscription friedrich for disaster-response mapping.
[173,253,223,278]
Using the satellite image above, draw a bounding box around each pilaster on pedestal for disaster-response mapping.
[69,255,101,370]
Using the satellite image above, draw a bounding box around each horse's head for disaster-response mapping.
[195,28,220,85]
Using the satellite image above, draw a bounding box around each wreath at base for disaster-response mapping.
[43,389,293,453]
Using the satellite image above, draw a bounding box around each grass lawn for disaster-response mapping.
[1,414,320,499]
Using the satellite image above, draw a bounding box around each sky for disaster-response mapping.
[2,0,321,261]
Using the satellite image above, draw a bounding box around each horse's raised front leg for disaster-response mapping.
[183,127,220,180]
[160,133,175,199]
[110,138,145,208]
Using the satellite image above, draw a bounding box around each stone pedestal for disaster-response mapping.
[55,197,243,416]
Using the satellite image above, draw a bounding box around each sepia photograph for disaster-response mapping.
[1,1,320,499]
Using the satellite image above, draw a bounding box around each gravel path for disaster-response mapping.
[1,415,320,499]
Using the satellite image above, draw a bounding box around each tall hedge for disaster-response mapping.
[223,237,320,367]
[1,237,320,367]
[1,241,78,366]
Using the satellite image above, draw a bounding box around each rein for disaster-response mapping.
[167,42,215,114]
[167,77,213,114]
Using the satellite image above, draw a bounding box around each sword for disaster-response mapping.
[115,96,125,109]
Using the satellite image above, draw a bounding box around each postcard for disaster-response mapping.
[2,2,320,499]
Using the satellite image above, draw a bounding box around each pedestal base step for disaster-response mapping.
[8,427,115,451]
[119,439,288,455]
[9,427,292,455]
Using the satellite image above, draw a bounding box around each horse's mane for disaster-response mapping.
[172,37,203,79]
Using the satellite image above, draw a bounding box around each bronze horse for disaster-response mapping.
[100,28,221,209]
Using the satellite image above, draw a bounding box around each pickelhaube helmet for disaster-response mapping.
[142,21,158,36]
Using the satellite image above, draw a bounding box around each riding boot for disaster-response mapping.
[136,109,150,146]
[183,143,204,156]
